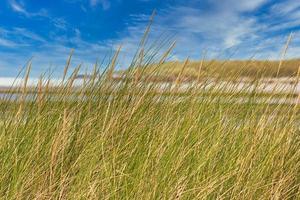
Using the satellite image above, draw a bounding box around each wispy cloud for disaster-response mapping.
[0,38,18,47]
[115,0,300,60]
[52,18,68,30]
[0,27,47,45]
[8,0,69,33]
[65,0,112,10]
[9,0,27,14]
[0,25,115,77]
[3,0,300,77]
[270,0,300,16]
[8,0,48,17]
[90,0,111,10]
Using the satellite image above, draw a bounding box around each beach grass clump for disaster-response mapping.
[0,39,300,199]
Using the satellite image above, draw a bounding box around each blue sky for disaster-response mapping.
[0,0,300,77]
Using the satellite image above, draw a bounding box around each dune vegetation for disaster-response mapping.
[1,26,300,199]
[122,59,300,80]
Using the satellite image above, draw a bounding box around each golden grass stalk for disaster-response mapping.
[16,62,31,117]
[174,58,189,89]
[62,49,74,84]
[277,33,293,77]
[107,45,122,80]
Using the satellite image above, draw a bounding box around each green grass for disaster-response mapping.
[1,37,300,199]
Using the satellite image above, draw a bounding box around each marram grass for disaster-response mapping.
[1,47,300,200]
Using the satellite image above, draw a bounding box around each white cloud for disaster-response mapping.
[9,0,27,14]
[148,5,261,58]
[0,27,46,46]
[220,0,268,12]
[65,0,111,10]
[52,18,68,30]
[8,0,69,32]
[90,0,111,10]
[0,25,116,77]
[8,0,48,18]
[14,28,46,42]
[0,38,18,47]
[271,0,300,16]
[110,0,300,62]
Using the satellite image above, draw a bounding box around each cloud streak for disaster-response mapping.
[8,0,48,18]
[9,0,27,14]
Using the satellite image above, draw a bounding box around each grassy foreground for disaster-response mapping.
[1,40,300,199]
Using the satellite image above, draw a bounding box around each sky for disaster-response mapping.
[0,0,300,77]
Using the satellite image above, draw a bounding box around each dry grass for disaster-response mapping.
[1,27,300,199]
[117,59,300,82]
